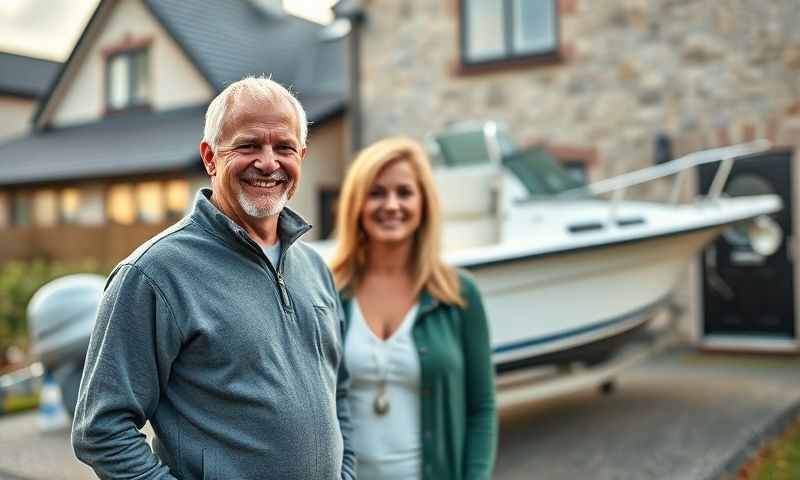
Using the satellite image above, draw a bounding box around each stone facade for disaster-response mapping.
[358,0,800,180]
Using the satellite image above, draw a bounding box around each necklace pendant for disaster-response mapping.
[373,391,390,416]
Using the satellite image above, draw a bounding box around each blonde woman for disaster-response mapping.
[330,137,497,480]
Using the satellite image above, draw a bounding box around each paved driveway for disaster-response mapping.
[1,348,799,480]
[495,349,800,480]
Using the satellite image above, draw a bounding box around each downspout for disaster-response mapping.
[334,1,367,152]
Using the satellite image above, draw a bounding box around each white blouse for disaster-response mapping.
[345,299,422,480]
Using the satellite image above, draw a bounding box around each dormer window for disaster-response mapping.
[460,0,560,69]
[106,48,149,111]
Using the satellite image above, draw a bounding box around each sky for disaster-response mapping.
[0,0,336,61]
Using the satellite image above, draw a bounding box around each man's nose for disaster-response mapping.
[254,144,280,171]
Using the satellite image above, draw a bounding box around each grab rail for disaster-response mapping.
[557,140,771,202]
[552,140,772,225]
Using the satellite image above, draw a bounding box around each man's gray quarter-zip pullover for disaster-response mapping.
[72,189,356,480]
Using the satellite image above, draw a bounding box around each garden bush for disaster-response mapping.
[0,259,108,364]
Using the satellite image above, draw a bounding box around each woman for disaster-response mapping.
[330,137,497,480]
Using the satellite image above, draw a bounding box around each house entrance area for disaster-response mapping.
[698,148,797,351]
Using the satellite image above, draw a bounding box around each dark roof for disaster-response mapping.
[34,0,349,128]
[0,52,60,98]
[0,107,205,187]
[146,0,347,96]
[0,93,345,186]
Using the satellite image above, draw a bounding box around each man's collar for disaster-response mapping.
[190,188,312,249]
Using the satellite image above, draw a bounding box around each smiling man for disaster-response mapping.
[72,76,356,480]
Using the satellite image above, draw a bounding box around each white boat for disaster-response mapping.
[425,123,783,372]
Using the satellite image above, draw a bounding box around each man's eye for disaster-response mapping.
[278,145,297,153]
[237,144,256,150]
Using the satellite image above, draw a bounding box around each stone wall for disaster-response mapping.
[358,0,800,179]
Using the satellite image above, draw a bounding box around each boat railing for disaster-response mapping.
[549,139,772,225]
[557,139,771,201]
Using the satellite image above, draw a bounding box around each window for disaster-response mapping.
[60,188,81,224]
[317,187,340,240]
[33,190,59,226]
[107,180,191,225]
[75,186,105,225]
[561,160,587,185]
[106,48,149,111]
[461,0,559,66]
[165,180,190,219]
[12,192,31,226]
[135,181,165,223]
[107,184,136,225]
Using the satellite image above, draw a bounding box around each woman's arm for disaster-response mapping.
[460,274,498,480]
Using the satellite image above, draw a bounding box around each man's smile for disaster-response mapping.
[240,169,290,192]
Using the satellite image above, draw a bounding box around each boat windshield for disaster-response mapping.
[503,147,587,196]
[431,122,587,197]
[434,129,497,166]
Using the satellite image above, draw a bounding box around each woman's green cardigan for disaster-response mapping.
[340,272,497,480]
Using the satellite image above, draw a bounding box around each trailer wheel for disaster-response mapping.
[600,380,616,395]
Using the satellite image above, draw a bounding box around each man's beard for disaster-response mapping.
[238,169,293,218]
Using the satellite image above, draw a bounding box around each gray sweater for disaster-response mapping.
[72,189,356,480]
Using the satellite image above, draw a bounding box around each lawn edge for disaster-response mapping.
[704,396,800,480]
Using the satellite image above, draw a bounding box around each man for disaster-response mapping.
[72,76,356,480]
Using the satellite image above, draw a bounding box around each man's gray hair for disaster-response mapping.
[203,75,308,151]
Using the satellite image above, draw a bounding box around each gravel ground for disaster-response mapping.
[1,347,799,480]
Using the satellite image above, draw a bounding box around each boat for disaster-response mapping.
[413,123,781,372]
[26,273,106,415]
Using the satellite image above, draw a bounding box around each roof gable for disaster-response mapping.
[34,0,215,130]
[34,0,348,130]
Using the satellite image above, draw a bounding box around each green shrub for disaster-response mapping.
[0,259,108,359]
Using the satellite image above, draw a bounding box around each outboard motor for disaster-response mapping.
[27,274,105,417]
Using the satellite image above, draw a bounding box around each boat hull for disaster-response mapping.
[459,227,722,370]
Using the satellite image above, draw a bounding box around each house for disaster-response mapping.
[0,52,60,142]
[0,0,351,265]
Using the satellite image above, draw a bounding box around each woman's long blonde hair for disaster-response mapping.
[330,137,464,307]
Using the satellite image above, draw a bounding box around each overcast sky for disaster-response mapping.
[0,0,335,61]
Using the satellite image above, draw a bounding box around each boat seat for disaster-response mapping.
[435,165,501,251]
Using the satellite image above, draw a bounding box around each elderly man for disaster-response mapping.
[72,76,356,480]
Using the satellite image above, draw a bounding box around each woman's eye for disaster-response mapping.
[368,189,385,198]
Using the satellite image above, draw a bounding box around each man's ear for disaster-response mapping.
[299,146,307,162]
[200,141,216,176]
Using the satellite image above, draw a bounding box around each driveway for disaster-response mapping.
[495,348,800,480]
[1,347,799,479]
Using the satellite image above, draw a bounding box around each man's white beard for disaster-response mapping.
[238,187,289,218]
